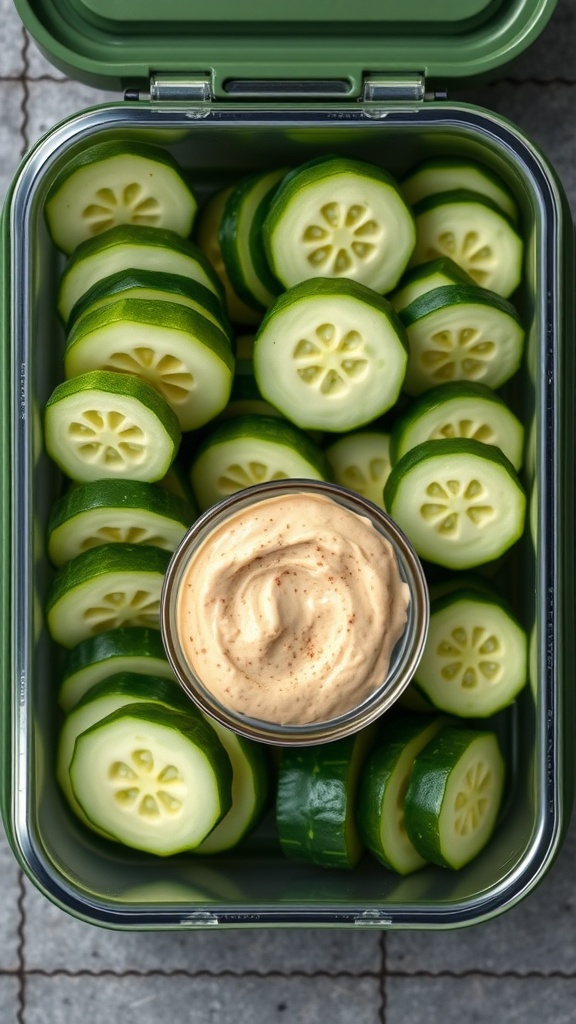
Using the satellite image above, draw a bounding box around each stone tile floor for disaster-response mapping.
[1,0,576,1021]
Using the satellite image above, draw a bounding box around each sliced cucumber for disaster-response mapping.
[414,587,527,717]
[399,284,524,395]
[189,415,330,511]
[357,714,448,874]
[390,257,474,314]
[46,542,171,648]
[45,141,198,255]
[390,381,525,470]
[47,479,195,567]
[64,298,234,431]
[410,190,523,298]
[324,431,391,509]
[220,168,286,310]
[69,702,233,855]
[68,269,231,338]
[196,187,262,327]
[253,278,408,431]
[195,722,271,853]
[276,727,376,869]
[263,155,415,293]
[220,355,284,421]
[404,725,506,869]
[57,225,224,324]
[384,438,526,569]
[44,370,181,482]
[57,671,191,832]
[59,627,175,713]
[401,158,519,224]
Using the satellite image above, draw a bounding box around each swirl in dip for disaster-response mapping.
[176,492,410,725]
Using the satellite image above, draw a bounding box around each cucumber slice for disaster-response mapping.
[390,381,525,470]
[189,415,330,511]
[253,278,408,432]
[357,714,448,874]
[46,543,171,648]
[68,702,233,855]
[68,269,232,339]
[196,187,262,327]
[414,588,527,717]
[324,431,391,509]
[57,671,191,832]
[159,457,198,507]
[44,370,181,482]
[263,155,415,293]
[47,479,195,567]
[390,257,474,314]
[57,225,224,324]
[64,298,234,431]
[402,158,519,224]
[220,168,286,310]
[410,190,523,298]
[195,722,271,853]
[384,438,526,569]
[59,627,175,713]
[276,727,376,869]
[45,141,198,255]
[404,725,506,869]
[399,284,524,395]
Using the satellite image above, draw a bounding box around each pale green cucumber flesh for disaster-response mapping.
[325,431,391,509]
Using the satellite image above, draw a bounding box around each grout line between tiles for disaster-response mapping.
[1,967,576,981]
[15,872,26,1024]
[20,30,30,157]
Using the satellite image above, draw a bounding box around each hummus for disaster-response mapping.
[176,492,410,725]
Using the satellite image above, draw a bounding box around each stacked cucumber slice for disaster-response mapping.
[42,142,529,871]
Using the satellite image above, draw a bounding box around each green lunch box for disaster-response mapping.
[1,0,574,929]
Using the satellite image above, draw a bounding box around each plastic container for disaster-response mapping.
[0,0,574,928]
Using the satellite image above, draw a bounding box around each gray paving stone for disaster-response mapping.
[24,974,381,1024]
[0,823,21,972]
[387,812,576,975]
[0,81,26,202]
[25,32,67,80]
[461,81,576,217]
[386,976,576,1024]
[22,879,382,973]
[24,79,118,150]
[0,978,20,1024]
[0,0,25,76]
[502,0,576,82]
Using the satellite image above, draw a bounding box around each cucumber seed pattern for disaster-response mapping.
[217,462,289,494]
[429,418,496,444]
[68,409,146,469]
[78,525,178,553]
[422,231,495,287]
[302,203,383,277]
[103,348,194,407]
[109,750,184,819]
[437,626,502,689]
[420,478,495,537]
[82,585,161,633]
[454,760,492,837]
[82,184,162,238]
[416,326,496,383]
[293,323,369,396]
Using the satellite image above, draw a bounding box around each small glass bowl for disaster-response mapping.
[161,480,429,746]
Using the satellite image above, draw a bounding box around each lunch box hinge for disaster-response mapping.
[362,74,442,103]
[128,74,213,103]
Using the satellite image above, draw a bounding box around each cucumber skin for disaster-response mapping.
[356,714,447,872]
[276,730,375,870]
[46,543,171,616]
[71,671,191,716]
[62,627,168,680]
[404,725,505,868]
[411,188,519,230]
[398,283,522,331]
[69,702,234,855]
[47,480,195,538]
[219,169,284,311]
[383,437,525,517]
[45,141,196,204]
[389,381,522,466]
[191,414,332,482]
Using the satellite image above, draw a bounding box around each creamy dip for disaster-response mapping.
[176,492,410,725]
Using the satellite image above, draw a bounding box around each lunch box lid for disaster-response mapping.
[14,0,557,99]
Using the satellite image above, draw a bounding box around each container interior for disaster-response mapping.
[3,102,573,927]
